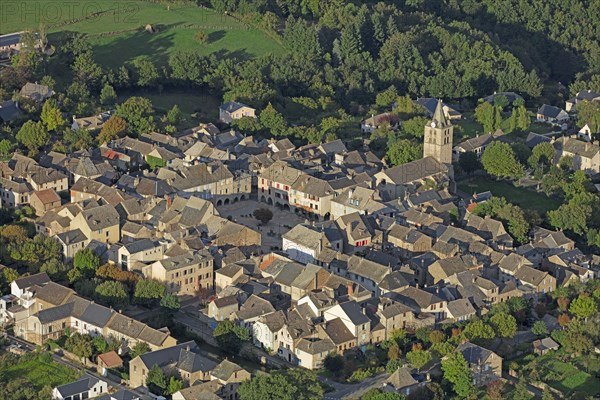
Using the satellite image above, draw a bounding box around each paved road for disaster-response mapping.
[319,373,389,400]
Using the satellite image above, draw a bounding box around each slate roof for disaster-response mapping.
[347,255,390,283]
[296,337,335,354]
[57,229,88,245]
[79,302,114,327]
[456,341,497,365]
[81,204,120,231]
[388,367,418,389]
[324,317,355,344]
[211,359,245,381]
[220,101,253,113]
[337,301,370,325]
[0,32,22,47]
[0,100,21,122]
[537,104,565,119]
[54,375,101,398]
[447,299,476,319]
[34,282,74,306]
[13,272,50,290]
[379,157,447,184]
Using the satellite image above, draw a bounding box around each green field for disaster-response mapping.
[1,1,285,68]
[458,177,561,214]
[1,353,80,389]
[537,357,599,399]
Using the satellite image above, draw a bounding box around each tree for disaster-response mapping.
[323,353,344,375]
[1,224,29,243]
[475,102,495,133]
[95,280,129,309]
[41,100,66,131]
[100,84,117,106]
[134,279,166,305]
[167,376,184,395]
[40,258,69,280]
[73,249,101,277]
[458,151,481,174]
[512,378,533,400]
[115,97,155,135]
[557,313,571,328]
[569,295,598,320]
[16,121,49,154]
[214,319,250,354]
[463,319,495,341]
[531,321,549,337]
[260,103,287,136]
[130,342,151,359]
[429,330,445,344]
[402,116,429,138]
[406,349,431,370]
[376,85,397,108]
[146,364,167,395]
[441,352,474,398]
[132,57,159,87]
[487,380,505,400]
[64,333,93,360]
[548,201,591,235]
[98,115,128,144]
[541,387,554,400]
[238,368,323,400]
[528,142,556,170]
[0,139,15,156]
[194,30,209,44]
[253,208,273,225]
[386,138,422,166]
[63,128,93,151]
[165,104,182,125]
[489,312,517,338]
[481,142,524,178]
[159,293,180,312]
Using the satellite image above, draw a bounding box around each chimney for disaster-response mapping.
[166,195,172,208]
[347,283,353,296]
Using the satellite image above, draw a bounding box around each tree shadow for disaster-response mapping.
[208,30,226,43]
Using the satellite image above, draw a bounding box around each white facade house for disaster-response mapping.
[52,375,107,400]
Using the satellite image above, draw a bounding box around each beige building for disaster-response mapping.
[30,188,61,216]
[295,337,336,370]
[71,203,120,244]
[172,162,252,205]
[143,250,214,295]
[129,341,216,389]
[554,137,600,174]
[219,101,256,124]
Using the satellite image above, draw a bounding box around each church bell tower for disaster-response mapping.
[423,99,453,164]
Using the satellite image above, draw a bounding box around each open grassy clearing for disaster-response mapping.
[457,176,561,214]
[2,1,285,68]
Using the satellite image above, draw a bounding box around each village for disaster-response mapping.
[1,1,600,398]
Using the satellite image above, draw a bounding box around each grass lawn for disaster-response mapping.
[455,116,484,142]
[1,353,80,390]
[2,1,285,68]
[457,177,561,214]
